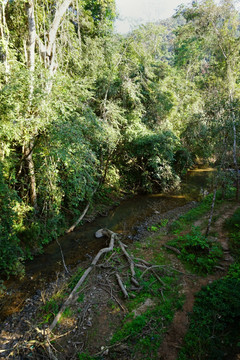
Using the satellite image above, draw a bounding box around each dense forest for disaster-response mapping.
[0,0,240,280]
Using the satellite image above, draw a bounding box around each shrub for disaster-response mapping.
[224,207,240,259]
[168,226,222,273]
[179,279,240,360]
[0,165,24,278]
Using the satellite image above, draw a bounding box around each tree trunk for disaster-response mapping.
[0,1,10,82]
[25,1,38,209]
[47,0,72,60]
[205,188,217,237]
[232,112,239,201]
[26,0,36,101]
[24,144,38,210]
[36,0,72,90]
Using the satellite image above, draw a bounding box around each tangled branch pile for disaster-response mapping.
[7,229,179,360]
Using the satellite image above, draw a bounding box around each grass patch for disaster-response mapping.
[77,352,96,360]
[171,192,224,233]
[68,267,85,290]
[40,298,59,324]
[39,267,86,325]
[107,231,183,359]
[110,267,183,359]
[132,235,170,266]
[147,219,169,232]
[111,301,180,359]
[61,306,73,319]
[167,226,223,274]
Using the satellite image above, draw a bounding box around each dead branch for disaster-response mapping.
[67,188,97,233]
[135,263,148,270]
[99,284,126,312]
[140,266,165,285]
[134,258,152,266]
[66,202,90,233]
[205,188,217,237]
[116,273,129,299]
[56,238,69,274]
[118,240,139,286]
[163,244,181,255]
[151,269,166,287]
[48,229,116,332]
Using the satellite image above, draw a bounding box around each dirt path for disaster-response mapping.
[158,203,240,360]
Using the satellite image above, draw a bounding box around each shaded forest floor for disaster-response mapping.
[1,199,240,360]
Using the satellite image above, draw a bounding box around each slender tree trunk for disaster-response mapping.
[26,1,38,209]
[205,188,217,237]
[24,143,38,209]
[26,0,36,101]
[46,0,72,60]
[0,1,10,82]
[35,0,72,91]
[229,86,239,201]
[232,112,239,201]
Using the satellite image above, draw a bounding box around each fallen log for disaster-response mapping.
[66,202,90,233]
[66,188,97,233]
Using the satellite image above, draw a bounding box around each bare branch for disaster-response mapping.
[116,273,129,299]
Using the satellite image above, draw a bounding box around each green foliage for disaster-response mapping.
[224,207,240,258]
[61,307,73,319]
[226,262,240,279]
[224,207,240,232]
[179,279,240,360]
[77,293,85,303]
[111,303,176,359]
[171,192,222,232]
[68,267,85,290]
[40,298,59,324]
[123,130,181,192]
[78,353,95,360]
[173,148,194,175]
[0,165,24,277]
[111,299,182,359]
[147,219,169,232]
[168,226,222,273]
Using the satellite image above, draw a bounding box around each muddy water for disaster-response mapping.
[0,168,215,320]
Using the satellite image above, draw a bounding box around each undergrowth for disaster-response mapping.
[178,278,240,360]
[110,279,183,360]
[224,206,240,259]
[167,226,223,274]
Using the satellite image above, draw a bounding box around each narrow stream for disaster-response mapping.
[0,168,215,320]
